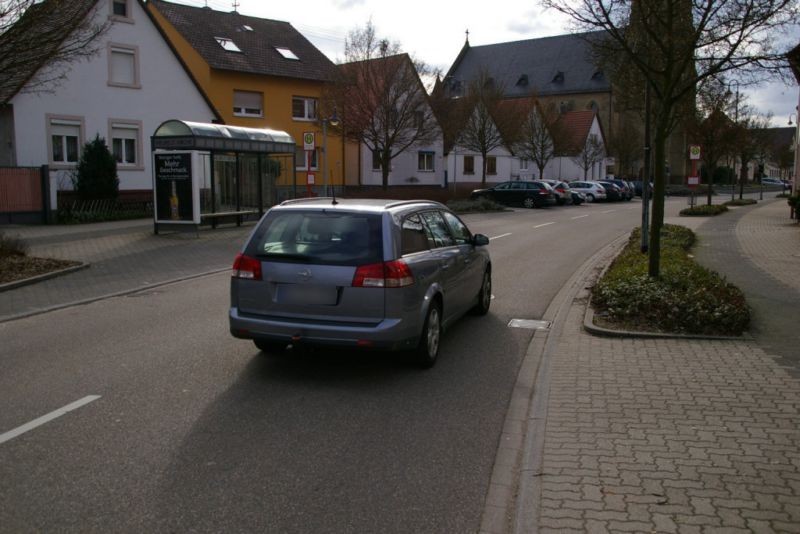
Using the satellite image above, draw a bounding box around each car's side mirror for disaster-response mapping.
[472,234,490,246]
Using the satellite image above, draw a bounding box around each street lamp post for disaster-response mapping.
[791,113,799,196]
[319,111,340,197]
[730,80,740,201]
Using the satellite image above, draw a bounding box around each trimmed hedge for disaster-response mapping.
[0,232,28,258]
[724,198,757,206]
[680,204,729,216]
[592,225,750,336]
[447,198,506,213]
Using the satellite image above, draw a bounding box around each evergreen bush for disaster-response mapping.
[71,135,119,201]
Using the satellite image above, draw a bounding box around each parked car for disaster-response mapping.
[568,181,607,202]
[540,180,575,205]
[470,180,557,208]
[597,181,624,201]
[229,198,492,368]
[631,180,654,197]
[762,178,786,188]
[605,179,634,200]
[570,191,585,205]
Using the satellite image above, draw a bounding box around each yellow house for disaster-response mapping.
[147,0,343,201]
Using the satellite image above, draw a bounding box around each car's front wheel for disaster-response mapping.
[523,197,536,209]
[472,269,492,315]
[415,302,441,368]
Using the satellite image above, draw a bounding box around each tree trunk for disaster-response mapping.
[481,152,487,185]
[738,160,747,199]
[648,120,669,279]
[381,154,390,190]
[706,164,714,206]
[537,163,545,180]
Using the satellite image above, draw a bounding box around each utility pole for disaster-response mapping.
[641,82,651,253]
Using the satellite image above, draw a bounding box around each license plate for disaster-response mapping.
[277,284,338,305]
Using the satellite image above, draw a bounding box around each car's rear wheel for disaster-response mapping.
[586,193,595,202]
[415,302,441,368]
[472,269,492,315]
[254,339,287,354]
[523,197,536,209]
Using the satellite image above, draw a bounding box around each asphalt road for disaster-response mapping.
[0,198,678,533]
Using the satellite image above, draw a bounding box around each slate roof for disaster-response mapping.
[0,0,97,104]
[444,31,611,99]
[149,0,334,82]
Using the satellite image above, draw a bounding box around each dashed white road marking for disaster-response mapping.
[534,222,555,228]
[0,395,101,445]
[489,233,512,241]
[601,210,617,214]
[571,214,590,220]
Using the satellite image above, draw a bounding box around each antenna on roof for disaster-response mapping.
[465,29,470,44]
[232,0,240,12]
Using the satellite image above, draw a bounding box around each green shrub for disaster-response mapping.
[680,204,728,216]
[592,225,750,336]
[71,135,119,201]
[724,198,757,206]
[446,197,506,213]
[788,194,800,210]
[775,193,790,198]
[0,232,28,259]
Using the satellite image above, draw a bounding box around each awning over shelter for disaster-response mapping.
[152,120,295,154]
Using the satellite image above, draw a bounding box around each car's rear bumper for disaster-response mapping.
[229,308,419,350]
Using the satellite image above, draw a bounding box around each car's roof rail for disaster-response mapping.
[279,197,337,206]
[384,199,443,209]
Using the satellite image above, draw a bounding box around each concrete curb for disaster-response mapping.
[0,262,90,293]
[0,267,229,324]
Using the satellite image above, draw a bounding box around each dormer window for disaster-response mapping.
[516,74,529,86]
[552,71,564,83]
[215,37,241,53]
[592,70,604,80]
[275,47,299,60]
[242,25,254,32]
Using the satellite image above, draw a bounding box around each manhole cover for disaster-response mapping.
[508,319,551,330]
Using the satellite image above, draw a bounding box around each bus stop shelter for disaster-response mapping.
[151,120,296,233]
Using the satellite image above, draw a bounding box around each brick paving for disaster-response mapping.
[532,197,800,532]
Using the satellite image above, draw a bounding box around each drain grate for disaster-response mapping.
[508,319,551,330]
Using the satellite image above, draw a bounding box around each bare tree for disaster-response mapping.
[514,99,567,180]
[690,76,738,205]
[571,133,606,180]
[0,0,108,99]
[542,0,798,277]
[731,103,773,198]
[457,71,514,185]
[327,21,440,190]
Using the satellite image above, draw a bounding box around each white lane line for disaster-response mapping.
[601,210,617,214]
[489,233,512,241]
[571,214,590,220]
[0,395,101,445]
[534,222,555,229]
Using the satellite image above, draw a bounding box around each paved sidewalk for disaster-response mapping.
[0,219,254,322]
[526,197,800,533]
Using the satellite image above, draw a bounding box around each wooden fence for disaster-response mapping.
[0,166,49,224]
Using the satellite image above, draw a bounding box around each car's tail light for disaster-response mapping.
[353,260,414,288]
[232,253,262,280]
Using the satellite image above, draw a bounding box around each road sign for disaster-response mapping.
[687,176,700,187]
[303,132,315,151]
[307,172,315,185]
[689,145,701,160]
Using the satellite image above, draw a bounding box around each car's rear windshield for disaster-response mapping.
[245,210,383,265]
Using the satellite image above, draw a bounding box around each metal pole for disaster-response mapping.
[641,82,651,253]
[322,120,328,197]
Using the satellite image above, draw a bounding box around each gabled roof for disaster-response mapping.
[149,0,334,82]
[443,31,611,99]
[557,110,602,155]
[0,0,97,104]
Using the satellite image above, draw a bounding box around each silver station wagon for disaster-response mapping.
[229,198,492,367]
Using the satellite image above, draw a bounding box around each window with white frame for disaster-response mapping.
[215,37,241,53]
[292,97,317,121]
[487,156,497,175]
[233,90,263,117]
[295,146,318,170]
[463,155,474,175]
[108,44,139,87]
[520,158,529,170]
[418,151,434,172]
[372,150,381,171]
[48,117,82,165]
[110,121,141,167]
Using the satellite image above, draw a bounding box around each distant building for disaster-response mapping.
[440,32,688,183]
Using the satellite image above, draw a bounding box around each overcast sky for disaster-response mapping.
[172,0,798,127]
